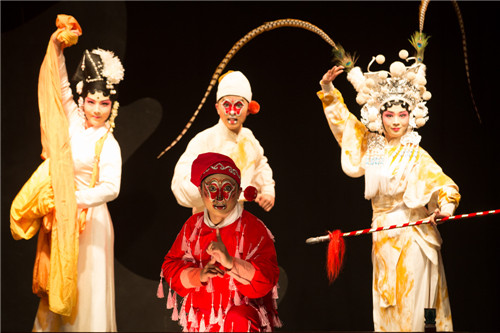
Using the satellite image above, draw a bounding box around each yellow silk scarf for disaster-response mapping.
[10,14,83,317]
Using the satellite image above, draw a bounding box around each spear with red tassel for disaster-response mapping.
[306,209,500,283]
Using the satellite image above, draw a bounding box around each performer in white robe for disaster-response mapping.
[10,16,123,332]
[172,71,275,214]
[316,40,460,332]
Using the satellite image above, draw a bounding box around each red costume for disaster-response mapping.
[161,209,281,332]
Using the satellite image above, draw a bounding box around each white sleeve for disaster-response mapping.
[171,135,206,208]
[58,52,81,126]
[75,137,122,208]
[250,137,275,197]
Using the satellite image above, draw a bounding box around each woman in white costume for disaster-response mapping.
[10,15,123,332]
[316,36,460,332]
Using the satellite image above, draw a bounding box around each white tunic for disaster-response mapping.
[33,54,121,332]
[171,119,275,212]
[318,83,460,332]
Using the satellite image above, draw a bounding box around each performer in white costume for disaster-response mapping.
[10,16,123,332]
[172,71,275,214]
[316,35,460,332]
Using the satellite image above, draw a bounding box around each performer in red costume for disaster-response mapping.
[161,152,281,332]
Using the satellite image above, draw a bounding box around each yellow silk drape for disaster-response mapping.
[10,14,82,317]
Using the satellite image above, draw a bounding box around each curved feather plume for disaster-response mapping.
[419,0,430,33]
[451,1,481,123]
[157,19,353,158]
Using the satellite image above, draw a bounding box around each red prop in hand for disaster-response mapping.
[244,186,258,201]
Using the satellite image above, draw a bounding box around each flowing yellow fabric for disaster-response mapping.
[10,14,82,317]
[41,13,82,317]
[10,159,54,240]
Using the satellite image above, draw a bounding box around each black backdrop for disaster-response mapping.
[2,1,499,332]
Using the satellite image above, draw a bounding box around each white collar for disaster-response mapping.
[203,203,243,229]
[216,119,240,140]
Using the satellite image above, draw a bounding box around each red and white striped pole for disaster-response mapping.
[306,209,500,245]
[305,209,500,283]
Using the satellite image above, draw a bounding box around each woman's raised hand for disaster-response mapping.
[322,65,345,84]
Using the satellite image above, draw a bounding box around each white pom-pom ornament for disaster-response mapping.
[365,78,375,88]
[368,122,379,132]
[368,110,378,122]
[390,61,406,77]
[378,71,388,79]
[413,108,424,118]
[399,49,409,60]
[375,55,385,64]
[422,91,432,100]
[415,118,426,128]
[356,94,367,105]
[415,76,427,86]
[407,72,416,81]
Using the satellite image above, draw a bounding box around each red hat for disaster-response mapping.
[191,152,241,187]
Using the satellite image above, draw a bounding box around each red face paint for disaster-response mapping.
[203,178,237,203]
[220,98,245,116]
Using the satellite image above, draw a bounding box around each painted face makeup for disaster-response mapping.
[216,95,249,133]
[220,98,246,116]
[203,177,237,209]
[200,174,241,224]
[83,91,112,128]
[382,104,410,141]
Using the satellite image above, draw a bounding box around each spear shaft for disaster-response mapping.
[306,209,500,245]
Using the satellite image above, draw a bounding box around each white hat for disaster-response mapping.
[216,71,252,102]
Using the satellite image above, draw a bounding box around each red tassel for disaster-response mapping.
[194,233,201,256]
[239,225,246,250]
[200,314,206,332]
[273,314,283,328]
[233,290,241,306]
[179,298,188,327]
[327,229,345,284]
[181,230,188,252]
[157,277,164,299]
[172,295,179,321]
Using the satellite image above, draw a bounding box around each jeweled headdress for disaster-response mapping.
[345,32,431,134]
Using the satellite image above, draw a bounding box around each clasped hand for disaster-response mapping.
[200,229,234,283]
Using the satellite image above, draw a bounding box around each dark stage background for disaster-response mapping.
[2,1,499,332]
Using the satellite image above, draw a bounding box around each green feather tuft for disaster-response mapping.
[409,31,430,63]
[331,44,358,72]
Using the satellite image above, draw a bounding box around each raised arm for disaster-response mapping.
[317,66,369,178]
[51,29,82,123]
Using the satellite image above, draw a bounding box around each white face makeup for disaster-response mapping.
[216,95,248,133]
[83,91,112,128]
[382,104,410,141]
[200,174,241,224]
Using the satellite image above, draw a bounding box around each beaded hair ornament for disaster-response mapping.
[345,32,431,134]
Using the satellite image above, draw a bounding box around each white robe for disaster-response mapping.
[318,82,460,332]
[171,119,275,212]
[33,54,121,332]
